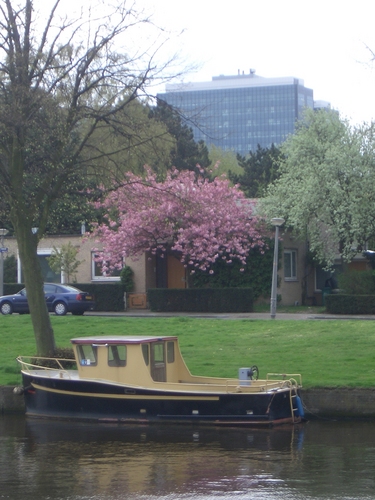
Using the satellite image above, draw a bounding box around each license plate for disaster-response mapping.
[86,296,93,300]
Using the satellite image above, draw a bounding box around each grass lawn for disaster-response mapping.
[1,314,374,388]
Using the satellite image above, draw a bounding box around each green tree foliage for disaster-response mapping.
[47,243,83,283]
[229,144,283,198]
[0,102,174,235]
[0,0,179,355]
[190,242,274,300]
[208,145,242,179]
[41,100,175,235]
[151,100,211,172]
[260,109,375,268]
[44,175,102,235]
[337,270,375,295]
[88,99,174,181]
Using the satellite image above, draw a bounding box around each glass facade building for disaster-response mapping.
[157,72,315,155]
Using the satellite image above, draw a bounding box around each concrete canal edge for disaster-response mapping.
[301,387,375,420]
[1,385,375,420]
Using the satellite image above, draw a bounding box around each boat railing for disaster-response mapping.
[175,375,301,393]
[266,373,302,387]
[16,356,77,379]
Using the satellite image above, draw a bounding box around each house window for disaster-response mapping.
[18,248,61,283]
[91,252,121,281]
[284,250,297,281]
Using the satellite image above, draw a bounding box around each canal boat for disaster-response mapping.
[16,335,304,427]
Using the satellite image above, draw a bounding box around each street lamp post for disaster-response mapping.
[270,218,285,319]
[0,228,9,297]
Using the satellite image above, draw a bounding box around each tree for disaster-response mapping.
[151,99,211,172]
[229,144,283,198]
[43,99,175,235]
[0,0,180,355]
[208,145,242,179]
[190,241,274,300]
[47,242,83,283]
[92,167,266,272]
[260,109,375,267]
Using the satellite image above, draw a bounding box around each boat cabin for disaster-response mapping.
[71,336,194,386]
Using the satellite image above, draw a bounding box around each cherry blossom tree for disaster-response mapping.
[92,167,266,273]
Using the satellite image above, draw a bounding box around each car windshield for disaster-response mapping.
[60,285,81,293]
[43,284,81,294]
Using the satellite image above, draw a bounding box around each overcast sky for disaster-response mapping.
[138,0,375,125]
[46,0,375,125]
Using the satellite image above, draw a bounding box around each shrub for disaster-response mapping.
[31,347,76,369]
[120,265,134,292]
[337,270,375,295]
[190,242,274,300]
[325,294,375,314]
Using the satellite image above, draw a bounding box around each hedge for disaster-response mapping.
[148,288,254,313]
[325,294,375,315]
[74,283,125,311]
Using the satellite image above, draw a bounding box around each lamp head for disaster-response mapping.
[270,218,285,227]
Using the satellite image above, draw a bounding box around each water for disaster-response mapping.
[1,416,375,499]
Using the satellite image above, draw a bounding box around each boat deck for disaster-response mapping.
[21,367,300,395]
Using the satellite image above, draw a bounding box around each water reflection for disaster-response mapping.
[1,416,375,500]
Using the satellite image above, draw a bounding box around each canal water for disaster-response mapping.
[1,416,375,500]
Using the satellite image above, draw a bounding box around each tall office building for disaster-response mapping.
[157,70,315,155]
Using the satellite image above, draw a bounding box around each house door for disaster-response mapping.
[150,342,166,382]
[167,255,186,288]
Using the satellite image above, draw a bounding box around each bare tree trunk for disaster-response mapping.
[13,220,55,357]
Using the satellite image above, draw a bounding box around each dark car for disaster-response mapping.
[0,283,95,316]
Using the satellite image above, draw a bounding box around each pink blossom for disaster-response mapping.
[91,166,266,271]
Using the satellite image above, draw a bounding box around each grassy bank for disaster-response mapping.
[1,315,374,388]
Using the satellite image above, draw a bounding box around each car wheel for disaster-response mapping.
[54,301,68,316]
[0,302,13,315]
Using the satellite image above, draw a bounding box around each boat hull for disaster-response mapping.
[20,372,302,427]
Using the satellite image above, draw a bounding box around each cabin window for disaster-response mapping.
[167,342,175,363]
[108,345,127,367]
[142,344,149,366]
[150,342,166,382]
[152,342,164,363]
[77,345,97,366]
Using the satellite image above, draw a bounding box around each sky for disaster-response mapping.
[41,0,375,125]
[136,0,375,125]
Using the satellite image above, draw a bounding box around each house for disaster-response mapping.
[2,231,370,309]
[1,233,186,309]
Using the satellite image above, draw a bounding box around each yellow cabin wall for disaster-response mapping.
[74,340,193,386]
